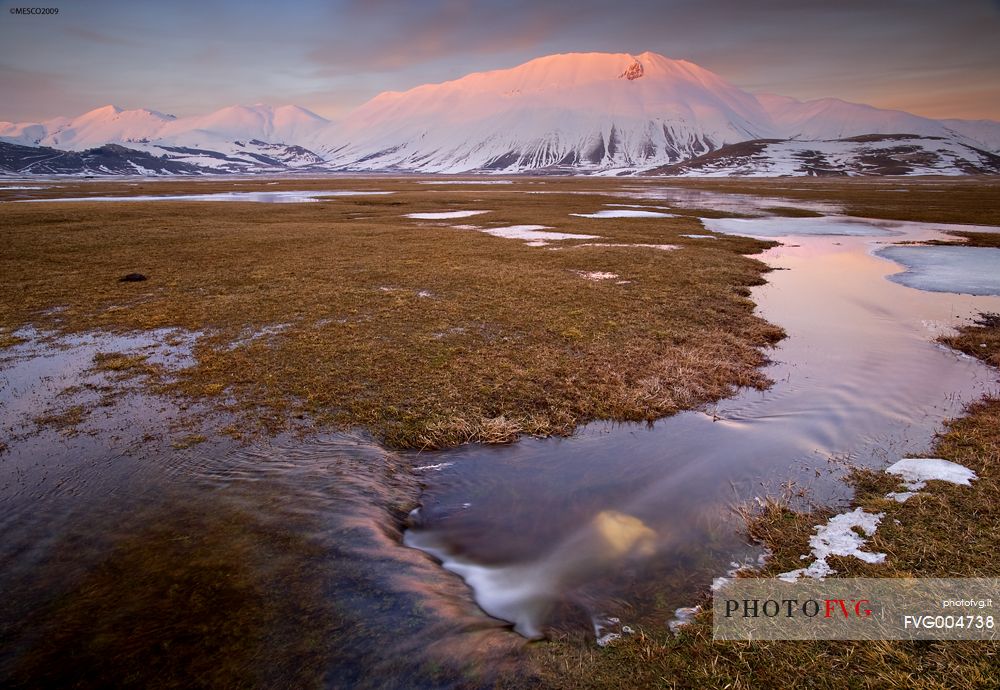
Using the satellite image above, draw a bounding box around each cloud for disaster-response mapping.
[63,26,138,47]
[0,64,77,121]
[307,0,590,73]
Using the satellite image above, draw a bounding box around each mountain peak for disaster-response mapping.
[619,58,644,80]
[86,104,124,117]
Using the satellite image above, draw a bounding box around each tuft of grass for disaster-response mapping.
[0,330,26,349]
[34,404,88,432]
[761,206,824,218]
[942,312,1000,368]
[92,351,154,373]
[171,433,208,449]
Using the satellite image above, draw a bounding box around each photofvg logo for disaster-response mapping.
[9,7,59,14]
[724,597,875,620]
[713,578,999,640]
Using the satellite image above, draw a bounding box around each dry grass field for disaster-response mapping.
[1,177,784,448]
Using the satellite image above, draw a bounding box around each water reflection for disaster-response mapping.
[405,218,1000,637]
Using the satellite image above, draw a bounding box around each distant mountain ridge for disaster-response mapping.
[2,51,999,176]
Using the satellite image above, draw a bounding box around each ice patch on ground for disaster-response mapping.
[571,209,676,219]
[876,246,1000,296]
[405,210,490,219]
[777,508,886,582]
[576,271,619,281]
[477,225,598,241]
[413,462,454,472]
[17,191,393,204]
[417,180,512,185]
[701,216,898,238]
[668,606,701,634]
[592,616,635,647]
[606,203,673,211]
[226,323,290,350]
[681,234,717,239]
[569,242,679,251]
[885,458,977,490]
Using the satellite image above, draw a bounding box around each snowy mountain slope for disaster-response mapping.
[754,94,955,141]
[0,105,174,149]
[645,135,1000,177]
[938,118,1000,153]
[155,104,330,148]
[0,141,208,175]
[2,51,998,176]
[0,103,330,151]
[314,52,779,173]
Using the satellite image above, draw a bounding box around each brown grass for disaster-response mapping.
[942,313,1000,368]
[929,231,1000,248]
[1,178,781,448]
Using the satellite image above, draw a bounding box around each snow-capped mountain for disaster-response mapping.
[0,104,330,173]
[316,51,779,172]
[0,103,330,151]
[0,105,175,150]
[2,51,998,176]
[755,94,956,141]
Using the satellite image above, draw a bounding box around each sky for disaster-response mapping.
[1,0,999,123]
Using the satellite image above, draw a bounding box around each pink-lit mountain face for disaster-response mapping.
[2,52,999,175]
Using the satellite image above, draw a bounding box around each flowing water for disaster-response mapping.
[2,203,999,687]
[404,217,1000,639]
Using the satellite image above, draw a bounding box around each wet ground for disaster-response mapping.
[2,185,1000,687]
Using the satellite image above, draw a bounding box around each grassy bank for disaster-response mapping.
[1,178,781,448]
[533,313,1000,689]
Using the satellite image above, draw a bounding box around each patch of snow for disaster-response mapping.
[595,632,621,647]
[701,216,898,238]
[404,210,490,219]
[226,323,290,350]
[592,615,635,647]
[885,458,977,490]
[571,209,676,219]
[885,491,916,503]
[576,271,619,281]
[668,606,701,634]
[477,225,598,241]
[777,508,886,582]
[680,234,717,239]
[17,190,393,204]
[413,462,454,472]
[417,180,513,185]
[606,203,673,210]
[876,246,1000,296]
[571,242,679,251]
